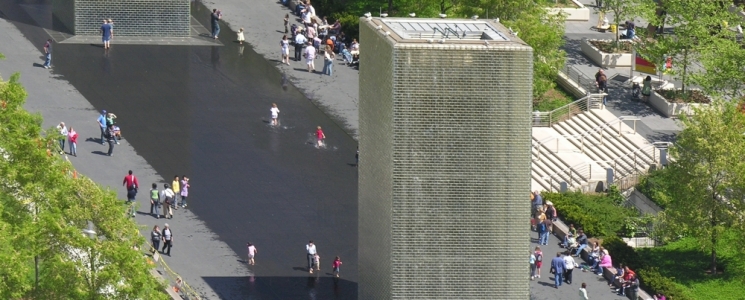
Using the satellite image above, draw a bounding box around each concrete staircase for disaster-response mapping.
[531,108,666,192]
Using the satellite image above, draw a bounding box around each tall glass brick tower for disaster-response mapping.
[358,17,533,299]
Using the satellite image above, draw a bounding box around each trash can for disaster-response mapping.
[610,24,617,33]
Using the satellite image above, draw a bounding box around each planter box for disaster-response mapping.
[546,0,590,21]
[649,90,708,118]
[580,38,633,68]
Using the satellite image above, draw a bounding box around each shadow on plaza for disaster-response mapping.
[202,276,357,300]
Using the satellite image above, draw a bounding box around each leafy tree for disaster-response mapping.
[598,0,656,50]
[0,71,167,299]
[644,0,740,95]
[661,100,745,274]
[690,37,745,99]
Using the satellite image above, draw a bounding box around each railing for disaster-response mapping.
[561,65,598,93]
[536,142,672,192]
[532,115,641,160]
[533,93,606,128]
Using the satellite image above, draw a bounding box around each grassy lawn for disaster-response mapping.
[636,230,745,300]
[534,85,575,112]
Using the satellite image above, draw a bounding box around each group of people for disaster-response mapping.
[305,240,343,277]
[150,223,174,256]
[147,175,191,220]
[529,190,668,300]
[277,1,358,75]
[56,122,78,156]
[96,110,121,156]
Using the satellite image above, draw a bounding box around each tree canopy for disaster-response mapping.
[659,100,745,274]
[0,71,167,299]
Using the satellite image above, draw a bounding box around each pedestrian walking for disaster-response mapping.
[534,246,543,279]
[280,35,290,65]
[315,126,325,148]
[172,175,180,209]
[332,256,342,277]
[529,250,537,280]
[284,13,289,34]
[150,183,160,218]
[180,176,189,208]
[101,19,113,49]
[563,251,576,284]
[151,225,161,253]
[306,240,317,273]
[550,252,566,288]
[355,146,359,166]
[160,183,175,219]
[211,9,222,39]
[123,170,139,217]
[96,110,107,144]
[161,223,173,256]
[247,242,257,265]
[67,127,78,156]
[322,45,335,76]
[304,41,316,72]
[237,28,245,44]
[57,122,68,154]
[271,103,280,126]
[579,282,588,300]
[595,69,608,105]
[43,39,52,69]
[294,33,307,61]
[105,124,116,156]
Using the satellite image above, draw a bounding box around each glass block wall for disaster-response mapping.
[359,18,533,300]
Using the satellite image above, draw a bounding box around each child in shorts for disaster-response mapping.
[313,253,321,271]
[332,256,342,277]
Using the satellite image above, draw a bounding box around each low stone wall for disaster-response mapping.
[649,90,707,118]
[556,70,588,98]
[580,38,633,68]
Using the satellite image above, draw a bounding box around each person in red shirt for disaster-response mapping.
[332,256,342,277]
[67,127,78,157]
[123,170,139,202]
[315,126,326,148]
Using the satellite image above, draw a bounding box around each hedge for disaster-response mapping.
[603,236,691,300]
[542,191,636,238]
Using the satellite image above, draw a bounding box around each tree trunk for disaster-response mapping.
[682,47,689,94]
[387,0,392,14]
[710,210,718,274]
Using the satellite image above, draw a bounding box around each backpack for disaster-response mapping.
[536,253,543,262]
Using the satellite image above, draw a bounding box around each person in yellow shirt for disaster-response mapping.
[172,175,180,210]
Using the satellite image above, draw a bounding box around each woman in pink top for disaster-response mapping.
[596,249,612,275]
[315,126,325,148]
[67,127,78,157]
[180,176,189,208]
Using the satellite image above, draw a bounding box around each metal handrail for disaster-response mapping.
[532,115,641,154]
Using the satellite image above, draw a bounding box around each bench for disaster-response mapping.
[552,218,654,300]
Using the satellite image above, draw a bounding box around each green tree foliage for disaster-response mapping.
[690,37,745,99]
[642,0,740,95]
[0,72,167,299]
[661,100,745,274]
[599,0,656,49]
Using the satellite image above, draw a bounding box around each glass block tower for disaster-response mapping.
[358,17,533,299]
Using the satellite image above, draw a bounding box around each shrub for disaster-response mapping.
[543,191,637,238]
[636,168,675,209]
[638,267,692,300]
[602,236,644,268]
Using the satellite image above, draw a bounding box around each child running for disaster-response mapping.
[271,103,280,126]
[315,126,325,148]
[332,256,342,277]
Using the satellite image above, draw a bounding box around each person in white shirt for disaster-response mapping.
[579,282,588,300]
[304,41,316,72]
[57,122,68,154]
[294,34,307,62]
[160,183,175,219]
[563,251,577,284]
[247,242,258,265]
[306,240,317,273]
[270,103,280,126]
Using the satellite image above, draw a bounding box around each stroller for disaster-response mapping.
[631,82,641,101]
